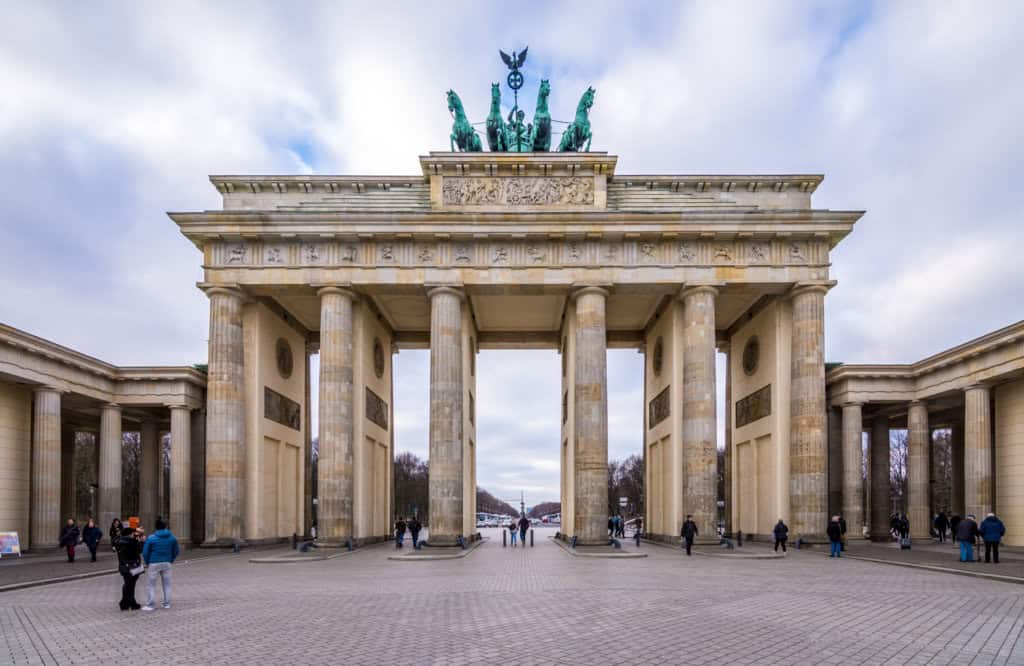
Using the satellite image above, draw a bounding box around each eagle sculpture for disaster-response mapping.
[499,47,528,70]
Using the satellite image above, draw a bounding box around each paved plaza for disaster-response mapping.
[3,528,1024,665]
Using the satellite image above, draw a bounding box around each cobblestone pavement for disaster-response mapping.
[839,539,1024,580]
[3,527,1024,665]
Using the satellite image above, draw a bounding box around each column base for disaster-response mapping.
[200,538,248,549]
[423,537,463,548]
[313,538,354,549]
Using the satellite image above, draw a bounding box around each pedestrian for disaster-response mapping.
[115,526,143,611]
[408,516,422,548]
[109,518,123,552]
[82,518,102,562]
[141,518,179,611]
[934,512,948,543]
[956,513,980,563]
[394,516,407,549]
[508,519,517,547]
[978,512,1006,564]
[827,515,843,558]
[680,515,698,556]
[518,514,530,546]
[773,519,789,553]
[608,515,614,538]
[949,514,962,547]
[838,514,848,551]
[310,520,318,541]
[635,516,644,538]
[59,517,80,563]
[898,514,910,540]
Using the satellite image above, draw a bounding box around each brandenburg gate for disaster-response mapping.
[170,150,861,547]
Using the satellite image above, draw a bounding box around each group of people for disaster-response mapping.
[607,514,627,539]
[508,515,530,546]
[57,515,179,611]
[393,516,422,548]
[947,512,1006,563]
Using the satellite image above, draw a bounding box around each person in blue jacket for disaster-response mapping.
[978,513,1006,564]
[141,519,179,611]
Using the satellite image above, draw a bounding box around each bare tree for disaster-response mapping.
[890,430,908,514]
[607,454,644,516]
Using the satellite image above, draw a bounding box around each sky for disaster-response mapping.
[2,2,1022,504]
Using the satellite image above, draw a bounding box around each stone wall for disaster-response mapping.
[0,382,32,543]
[995,377,1024,546]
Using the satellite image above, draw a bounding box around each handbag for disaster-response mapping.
[129,564,145,576]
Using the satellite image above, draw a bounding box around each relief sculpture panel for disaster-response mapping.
[442,177,594,206]
[735,384,771,428]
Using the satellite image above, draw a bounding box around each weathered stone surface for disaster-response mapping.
[841,403,864,539]
[97,403,122,532]
[907,401,930,538]
[169,405,192,542]
[30,388,61,549]
[965,385,992,520]
[681,286,718,542]
[870,416,891,541]
[428,287,465,545]
[573,287,608,546]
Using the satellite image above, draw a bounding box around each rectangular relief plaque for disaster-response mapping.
[264,387,301,431]
[735,384,771,428]
[366,387,389,430]
[648,386,670,429]
[442,177,594,206]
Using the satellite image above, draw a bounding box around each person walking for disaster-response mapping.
[508,519,517,547]
[956,514,980,563]
[408,516,422,549]
[115,526,143,611]
[82,518,102,562]
[108,518,123,553]
[141,519,179,611]
[608,516,614,538]
[949,514,962,547]
[634,516,644,538]
[680,515,698,556]
[394,516,407,549]
[827,515,843,558]
[518,514,530,546]
[934,512,948,543]
[979,512,1006,564]
[59,518,80,563]
[773,519,789,553]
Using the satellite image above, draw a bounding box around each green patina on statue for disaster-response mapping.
[557,86,595,152]
[446,49,594,152]
[447,90,482,152]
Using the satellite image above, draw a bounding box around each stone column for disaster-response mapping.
[573,286,609,546]
[907,401,931,538]
[190,409,206,545]
[964,385,992,519]
[870,416,891,541]
[97,404,122,530]
[681,286,718,542]
[30,387,62,549]
[318,286,356,544]
[427,287,465,545]
[789,284,829,539]
[204,286,245,544]
[60,425,75,522]
[722,343,733,536]
[303,344,314,537]
[169,405,192,542]
[841,403,864,539]
[139,419,159,529]
[951,420,965,516]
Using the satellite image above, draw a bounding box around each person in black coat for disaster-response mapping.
[394,517,407,548]
[827,516,843,558]
[934,512,949,543]
[773,519,789,553]
[408,516,422,549]
[108,518,123,552]
[59,518,80,563]
[956,514,980,563]
[115,526,143,611]
[680,515,698,556]
[81,518,103,562]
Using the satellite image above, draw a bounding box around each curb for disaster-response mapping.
[551,537,647,558]
[250,549,357,564]
[388,538,486,561]
[641,538,784,559]
[836,554,1024,585]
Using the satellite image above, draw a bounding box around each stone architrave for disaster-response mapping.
[841,403,864,539]
[870,416,891,541]
[964,385,992,520]
[907,401,930,538]
[30,387,62,549]
[318,286,356,544]
[139,420,159,530]
[169,405,192,542]
[204,286,246,544]
[428,286,465,545]
[789,284,830,540]
[681,285,718,543]
[573,286,609,546]
[98,404,122,530]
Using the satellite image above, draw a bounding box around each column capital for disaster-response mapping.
[840,401,863,409]
[102,403,122,412]
[165,403,191,412]
[199,283,246,300]
[32,385,64,396]
[786,281,836,299]
[426,285,466,301]
[678,283,722,300]
[965,383,991,393]
[570,284,610,301]
[316,284,358,301]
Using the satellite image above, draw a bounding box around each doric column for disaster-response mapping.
[30,387,62,549]
[573,286,609,545]
[951,420,965,516]
[789,284,830,539]
[139,419,159,529]
[204,286,246,544]
[964,385,992,519]
[841,403,864,538]
[60,425,75,522]
[870,416,891,540]
[318,286,356,544]
[169,405,192,542]
[303,344,314,537]
[722,342,733,536]
[681,285,718,542]
[97,403,122,530]
[907,401,931,538]
[428,286,465,545]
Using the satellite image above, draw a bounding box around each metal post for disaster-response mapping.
[503,529,507,548]
[530,529,534,547]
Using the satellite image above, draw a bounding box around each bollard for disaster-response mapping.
[346,538,353,552]
[737,531,743,547]
[530,529,534,547]
[292,533,298,550]
[503,529,507,548]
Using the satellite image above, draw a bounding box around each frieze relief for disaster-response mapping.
[209,239,829,270]
[442,176,594,206]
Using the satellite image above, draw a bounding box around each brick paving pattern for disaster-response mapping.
[2,527,1024,665]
